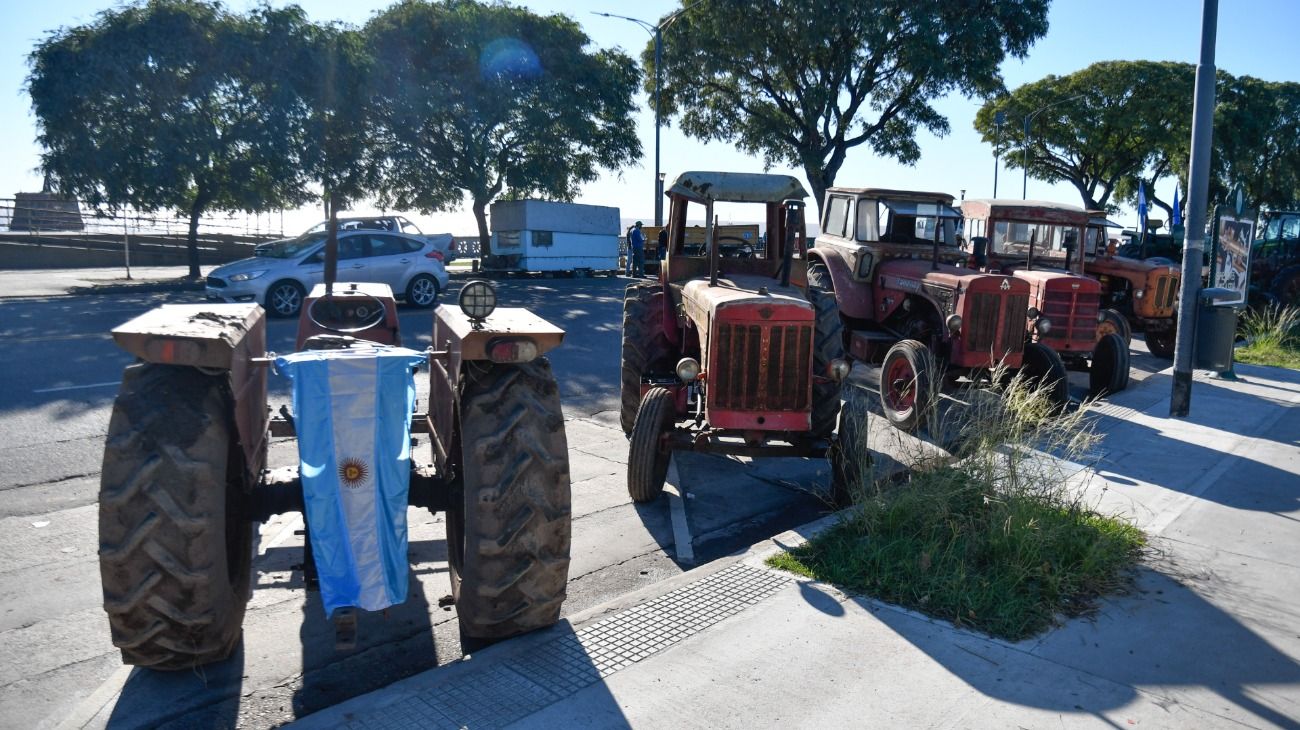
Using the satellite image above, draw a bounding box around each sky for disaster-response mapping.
[2,0,1298,236]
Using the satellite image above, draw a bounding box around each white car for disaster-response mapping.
[206,229,451,317]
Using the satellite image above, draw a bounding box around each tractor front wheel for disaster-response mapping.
[879,340,932,432]
[1146,328,1177,359]
[1089,333,1131,397]
[627,387,676,503]
[98,363,253,669]
[1098,309,1132,346]
[1020,342,1070,409]
[447,359,571,642]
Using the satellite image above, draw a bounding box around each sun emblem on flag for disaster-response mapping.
[338,458,370,488]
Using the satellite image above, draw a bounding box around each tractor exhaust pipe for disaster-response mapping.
[1026,228,1037,271]
[931,199,943,271]
[780,199,802,288]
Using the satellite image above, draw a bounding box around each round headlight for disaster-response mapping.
[945,314,963,333]
[1027,306,1040,319]
[676,357,701,382]
[1035,317,1052,335]
[828,358,851,382]
[458,280,497,321]
[1134,289,1145,299]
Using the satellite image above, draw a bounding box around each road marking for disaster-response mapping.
[33,381,120,394]
[664,458,694,564]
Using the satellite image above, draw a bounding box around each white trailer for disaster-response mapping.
[485,200,620,275]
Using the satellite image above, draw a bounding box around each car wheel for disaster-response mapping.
[406,273,440,308]
[266,280,305,318]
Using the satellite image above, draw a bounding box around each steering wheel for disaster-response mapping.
[306,291,387,334]
[716,235,755,258]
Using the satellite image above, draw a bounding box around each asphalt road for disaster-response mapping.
[0,275,843,729]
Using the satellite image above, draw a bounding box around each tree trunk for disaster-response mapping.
[186,199,204,280]
[805,167,827,226]
[473,197,491,260]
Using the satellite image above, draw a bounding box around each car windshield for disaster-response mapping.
[258,233,325,259]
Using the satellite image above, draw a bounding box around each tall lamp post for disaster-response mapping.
[594,4,702,227]
[1021,93,1091,199]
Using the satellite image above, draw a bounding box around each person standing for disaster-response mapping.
[629,221,646,277]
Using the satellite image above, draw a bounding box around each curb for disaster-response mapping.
[68,279,204,296]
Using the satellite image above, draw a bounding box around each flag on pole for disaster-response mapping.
[1172,186,1182,226]
[276,346,426,616]
[1137,181,1148,229]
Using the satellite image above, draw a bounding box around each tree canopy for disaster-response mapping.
[976,62,1300,215]
[365,0,642,255]
[27,0,313,277]
[647,0,1050,210]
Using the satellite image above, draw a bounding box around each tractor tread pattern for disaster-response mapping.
[97,363,252,670]
[620,282,673,435]
[454,359,571,638]
[808,286,846,438]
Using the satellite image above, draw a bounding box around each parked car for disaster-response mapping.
[208,229,451,317]
[255,216,456,262]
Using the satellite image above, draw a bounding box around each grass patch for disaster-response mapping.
[769,367,1145,641]
[1236,305,1300,370]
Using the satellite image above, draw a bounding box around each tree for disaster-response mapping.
[648,0,1049,211]
[365,0,641,257]
[1214,77,1300,211]
[975,61,1194,213]
[27,0,312,278]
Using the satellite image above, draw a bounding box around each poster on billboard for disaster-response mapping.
[1214,214,1254,305]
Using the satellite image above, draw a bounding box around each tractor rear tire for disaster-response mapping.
[627,387,675,503]
[809,287,845,439]
[1146,328,1177,359]
[98,363,253,670]
[1089,333,1131,396]
[1021,342,1070,410]
[879,340,932,432]
[1098,309,1132,346]
[448,359,571,642]
[620,282,674,435]
[807,260,834,293]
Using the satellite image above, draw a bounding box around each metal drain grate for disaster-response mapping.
[338,563,793,729]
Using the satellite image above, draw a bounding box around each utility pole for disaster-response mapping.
[1170,0,1218,417]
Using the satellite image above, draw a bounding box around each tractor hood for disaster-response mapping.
[680,275,813,326]
[877,258,1025,291]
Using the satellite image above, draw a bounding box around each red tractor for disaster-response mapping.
[961,199,1130,401]
[807,187,1052,430]
[620,171,852,502]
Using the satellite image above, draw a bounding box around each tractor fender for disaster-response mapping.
[809,247,872,319]
[433,306,565,362]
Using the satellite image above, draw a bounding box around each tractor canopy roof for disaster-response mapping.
[667,171,807,204]
[1088,214,1124,228]
[962,199,1088,224]
[826,187,955,205]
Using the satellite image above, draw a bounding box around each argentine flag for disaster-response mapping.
[276,346,426,616]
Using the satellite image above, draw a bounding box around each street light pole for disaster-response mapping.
[993,111,1004,198]
[594,4,703,227]
[1021,93,1091,200]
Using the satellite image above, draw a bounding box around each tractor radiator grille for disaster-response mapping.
[1044,289,1099,344]
[1154,274,1179,310]
[966,292,1028,356]
[713,322,812,412]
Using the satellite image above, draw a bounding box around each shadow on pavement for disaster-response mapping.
[106,646,245,730]
[862,563,1300,726]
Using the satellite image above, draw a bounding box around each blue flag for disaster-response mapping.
[276,346,426,616]
[1172,186,1182,226]
[1138,181,1148,226]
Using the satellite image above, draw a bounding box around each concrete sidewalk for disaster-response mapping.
[295,364,1300,729]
